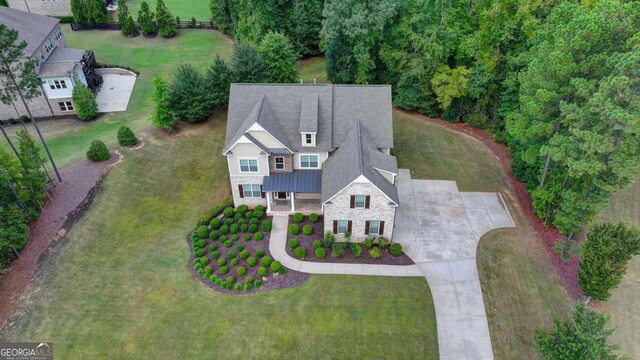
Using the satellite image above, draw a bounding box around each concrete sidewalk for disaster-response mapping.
[269,215,423,277]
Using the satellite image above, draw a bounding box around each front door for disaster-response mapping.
[276,192,288,199]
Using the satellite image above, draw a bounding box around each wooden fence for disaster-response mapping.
[70,20,217,31]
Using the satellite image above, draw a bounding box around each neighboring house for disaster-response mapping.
[6,0,71,17]
[0,7,102,119]
[223,84,399,241]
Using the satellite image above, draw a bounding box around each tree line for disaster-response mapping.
[117,0,176,38]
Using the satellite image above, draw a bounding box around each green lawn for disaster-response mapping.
[126,0,211,21]
[393,111,571,359]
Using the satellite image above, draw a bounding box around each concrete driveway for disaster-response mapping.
[394,169,515,360]
[95,68,137,113]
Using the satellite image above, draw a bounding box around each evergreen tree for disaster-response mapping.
[72,76,99,121]
[232,43,268,83]
[156,0,176,38]
[84,0,108,23]
[117,0,128,25]
[138,1,157,36]
[209,0,236,35]
[86,139,110,162]
[15,129,49,218]
[205,55,233,107]
[71,0,87,23]
[150,75,175,131]
[579,222,640,301]
[258,32,298,83]
[167,64,212,123]
[117,0,138,36]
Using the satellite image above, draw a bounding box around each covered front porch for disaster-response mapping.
[263,170,323,214]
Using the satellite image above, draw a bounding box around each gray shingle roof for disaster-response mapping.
[299,93,318,133]
[37,47,85,78]
[0,7,59,57]
[263,170,322,193]
[321,122,399,205]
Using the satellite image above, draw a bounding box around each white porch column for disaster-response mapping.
[266,192,271,212]
[290,192,295,212]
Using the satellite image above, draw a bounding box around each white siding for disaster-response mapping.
[292,152,329,170]
[226,143,269,176]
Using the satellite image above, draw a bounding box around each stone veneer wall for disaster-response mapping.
[0,92,54,119]
[268,154,293,173]
[323,182,396,242]
[229,175,267,207]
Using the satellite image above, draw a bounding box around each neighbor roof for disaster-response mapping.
[0,7,60,57]
[321,122,399,205]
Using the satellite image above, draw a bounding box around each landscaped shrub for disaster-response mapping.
[254,279,263,287]
[223,207,234,217]
[199,257,208,265]
[234,212,243,221]
[217,257,226,266]
[254,232,263,241]
[243,234,251,241]
[194,239,205,248]
[323,231,335,248]
[204,265,213,275]
[258,266,267,277]
[237,266,247,276]
[209,230,219,239]
[254,205,264,212]
[211,251,220,259]
[219,266,229,274]
[332,242,344,258]
[289,224,300,235]
[195,248,205,257]
[253,210,265,219]
[315,247,326,259]
[230,224,239,234]
[220,225,230,235]
[351,243,362,257]
[237,204,249,215]
[236,244,245,252]
[261,220,272,231]
[219,235,227,242]
[260,256,273,267]
[390,243,402,256]
[224,218,234,226]
[247,257,257,267]
[312,240,322,249]
[240,224,249,232]
[240,249,250,259]
[292,212,304,223]
[288,238,298,248]
[227,251,236,259]
[249,218,259,225]
[363,237,373,249]
[369,247,382,259]
[197,268,205,276]
[209,243,218,252]
[244,282,253,291]
[248,224,258,233]
[234,283,243,291]
[230,258,238,266]
[302,224,313,235]
[224,240,233,248]
[309,213,319,223]
[294,246,306,258]
[255,249,265,258]
[86,140,110,161]
[196,225,208,239]
[245,211,253,219]
[270,261,282,272]
[117,125,137,146]
[231,234,239,241]
[210,218,222,229]
[380,238,390,249]
[237,218,247,225]
[194,262,202,270]
[226,276,235,284]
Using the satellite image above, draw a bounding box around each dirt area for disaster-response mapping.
[0,154,121,330]
[285,216,415,265]
[395,108,582,299]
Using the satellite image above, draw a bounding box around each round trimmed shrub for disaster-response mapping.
[240,249,250,259]
[240,224,248,232]
[249,218,259,225]
[237,204,249,215]
[236,244,245,252]
[230,224,239,234]
[254,232,263,241]
[270,260,282,272]
[209,243,218,252]
[294,246,306,258]
[292,212,304,223]
[369,247,382,259]
[254,205,264,211]
[261,220,272,231]
[255,249,266,258]
[237,218,247,225]
[226,276,235,284]
[231,234,239,241]
[199,257,208,265]
[209,230,219,240]
[289,224,300,235]
[312,240,322,249]
[196,225,208,239]
[230,258,238,266]
[224,218,234,226]
[236,266,247,276]
[243,234,251,241]
[194,262,202,270]
[224,240,233,248]
[302,224,313,235]
[86,139,110,161]
[219,235,227,242]
[245,211,253,219]
[210,218,222,229]
[257,266,267,277]
[227,251,236,259]
[252,209,264,219]
[309,213,319,223]
[194,239,205,248]
[315,247,326,259]
[234,283,243,291]
[288,238,298,249]
[248,224,258,233]
[117,125,137,146]
[195,248,205,257]
[223,207,234,218]
[219,266,229,274]
[234,212,243,221]
[390,243,403,256]
[220,225,230,235]
[204,265,213,275]
[260,256,273,267]
[254,279,263,287]
[247,256,257,266]
[217,257,226,266]
[211,251,220,259]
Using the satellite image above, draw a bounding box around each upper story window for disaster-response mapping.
[300,154,319,169]
[44,40,53,53]
[53,27,63,40]
[350,195,370,209]
[47,79,67,90]
[301,132,316,147]
[274,156,285,170]
[354,195,366,208]
[239,159,259,172]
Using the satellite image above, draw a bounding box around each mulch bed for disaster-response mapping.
[189,214,308,294]
[285,215,414,265]
[396,108,583,299]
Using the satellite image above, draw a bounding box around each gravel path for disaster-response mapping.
[0,154,120,330]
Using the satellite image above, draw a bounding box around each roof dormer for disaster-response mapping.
[300,93,318,147]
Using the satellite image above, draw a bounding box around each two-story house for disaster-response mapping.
[0,7,102,119]
[223,84,399,241]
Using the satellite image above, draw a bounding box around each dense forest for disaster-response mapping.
[211,0,640,236]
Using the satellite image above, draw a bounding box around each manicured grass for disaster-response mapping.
[126,0,211,21]
[393,111,571,359]
[0,112,438,358]
[3,26,234,168]
[298,56,328,84]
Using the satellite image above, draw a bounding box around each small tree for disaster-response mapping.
[117,126,137,146]
[167,64,212,123]
[150,75,175,131]
[15,129,49,217]
[118,0,139,37]
[156,0,176,38]
[205,55,233,108]
[84,0,108,23]
[86,140,110,161]
[232,43,269,83]
[71,0,87,23]
[258,32,299,83]
[138,1,157,36]
[72,76,99,121]
[534,303,623,360]
[579,221,640,301]
[0,204,29,267]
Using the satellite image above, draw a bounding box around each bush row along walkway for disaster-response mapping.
[268,216,423,277]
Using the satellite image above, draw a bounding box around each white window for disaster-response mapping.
[300,154,319,169]
[301,132,316,147]
[239,159,258,172]
[274,156,285,170]
[354,195,366,208]
[48,79,67,90]
[58,101,73,111]
[369,220,380,235]
[242,184,262,198]
[337,220,348,234]
[44,40,53,53]
[53,27,63,40]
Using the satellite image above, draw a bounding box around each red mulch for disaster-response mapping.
[0,154,121,330]
[285,216,415,265]
[395,108,583,300]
